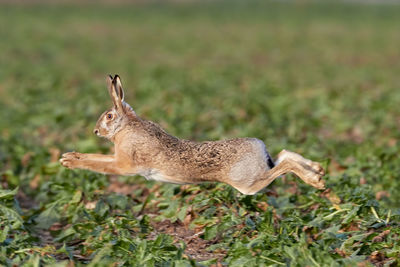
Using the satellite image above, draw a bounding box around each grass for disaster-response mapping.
[1,1,400,266]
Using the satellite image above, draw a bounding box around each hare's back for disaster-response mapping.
[187,137,274,171]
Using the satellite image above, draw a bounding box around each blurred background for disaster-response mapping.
[0,0,400,265]
[1,0,400,184]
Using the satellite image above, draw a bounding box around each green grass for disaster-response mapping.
[1,1,400,266]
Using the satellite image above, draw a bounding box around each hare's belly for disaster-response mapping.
[137,168,187,184]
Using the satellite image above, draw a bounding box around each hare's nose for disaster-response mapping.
[94,129,99,135]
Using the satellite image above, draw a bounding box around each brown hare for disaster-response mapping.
[60,75,325,195]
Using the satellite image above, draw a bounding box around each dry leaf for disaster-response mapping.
[49,148,61,163]
[29,174,41,189]
[375,191,390,200]
[21,152,33,167]
[85,201,97,209]
[321,188,341,205]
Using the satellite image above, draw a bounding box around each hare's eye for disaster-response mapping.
[107,114,113,119]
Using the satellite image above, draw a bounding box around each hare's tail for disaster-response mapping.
[266,152,275,169]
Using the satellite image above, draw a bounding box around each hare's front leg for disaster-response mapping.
[60,152,125,174]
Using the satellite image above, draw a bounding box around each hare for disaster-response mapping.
[60,75,325,195]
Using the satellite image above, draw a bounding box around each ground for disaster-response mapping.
[0,1,400,266]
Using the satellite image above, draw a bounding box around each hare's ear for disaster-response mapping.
[106,74,124,113]
[113,75,125,102]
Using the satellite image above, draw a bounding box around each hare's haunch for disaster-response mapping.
[60,75,325,194]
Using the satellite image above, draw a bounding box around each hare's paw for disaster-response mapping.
[302,161,326,190]
[300,159,325,176]
[309,161,325,176]
[277,150,326,189]
[62,152,84,160]
[60,152,83,169]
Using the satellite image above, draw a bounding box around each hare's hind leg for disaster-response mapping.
[60,152,126,174]
[240,150,325,195]
[275,150,324,175]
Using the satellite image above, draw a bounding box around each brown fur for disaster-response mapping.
[60,75,326,195]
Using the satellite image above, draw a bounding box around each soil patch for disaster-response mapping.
[149,220,226,262]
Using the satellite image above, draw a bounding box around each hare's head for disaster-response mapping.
[94,75,136,140]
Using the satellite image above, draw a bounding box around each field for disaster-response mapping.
[1,1,400,266]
